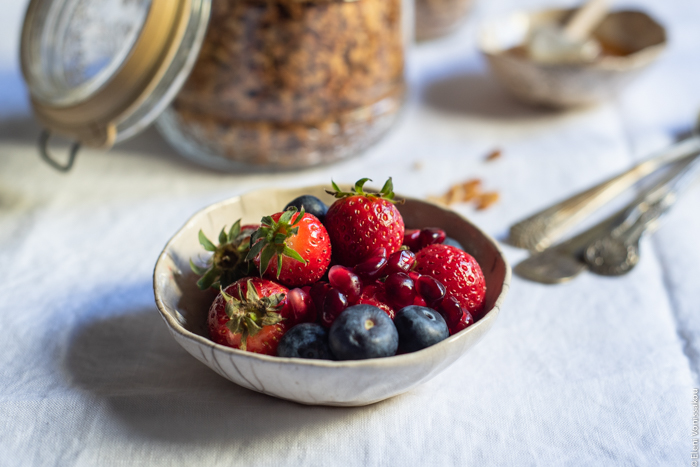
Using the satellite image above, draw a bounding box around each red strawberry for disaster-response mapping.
[414,244,487,320]
[357,282,395,319]
[190,220,259,290]
[324,178,405,267]
[208,277,291,355]
[247,208,331,287]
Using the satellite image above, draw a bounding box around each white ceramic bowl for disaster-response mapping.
[153,185,511,406]
[479,9,666,108]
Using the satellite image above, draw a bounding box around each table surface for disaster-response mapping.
[1,0,698,465]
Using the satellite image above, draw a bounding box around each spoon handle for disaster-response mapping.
[620,151,700,242]
[584,151,700,275]
[508,135,700,252]
[564,0,609,41]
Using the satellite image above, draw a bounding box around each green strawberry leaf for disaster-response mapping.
[189,259,208,276]
[196,265,222,290]
[259,244,276,276]
[246,239,265,262]
[228,219,241,242]
[282,246,307,264]
[198,230,217,252]
[355,178,371,193]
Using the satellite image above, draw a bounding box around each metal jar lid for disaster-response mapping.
[20,0,211,170]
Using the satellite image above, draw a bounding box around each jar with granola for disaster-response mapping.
[19,0,408,172]
[157,0,408,170]
[415,0,473,41]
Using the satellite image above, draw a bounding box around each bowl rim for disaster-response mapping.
[477,7,667,70]
[153,184,512,369]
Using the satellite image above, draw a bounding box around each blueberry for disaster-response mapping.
[284,195,329,222]
[328,305,399,360]
[277,323,334,360]
[443,237,465,251]
[394,306,449,353]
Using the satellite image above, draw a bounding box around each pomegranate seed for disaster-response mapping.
[418,228,446,249]
[403,229,421,251]
[451,310,474,334]
[416,275,446,307]
[353,255,388,280]
[408,271,422,282]
[384,272,416,310]
[309,281,333,314]
[328,265,362,303]
[439,296,464,328]
[288,288,317,324]
[384,250,416,276]
[321,288,348,327]
[413,295,427,307]
[364,246,387,260]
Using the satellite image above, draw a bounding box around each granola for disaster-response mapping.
[164,0,406,169]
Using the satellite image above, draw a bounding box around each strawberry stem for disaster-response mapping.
[326,177,402,204]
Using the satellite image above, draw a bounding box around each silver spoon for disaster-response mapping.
[584,151,700,275]
[508,134,700,252]
[515,150,700,283]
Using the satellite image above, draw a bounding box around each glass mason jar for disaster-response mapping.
[415,0,473,41]
[20,0,409,172]
[157,0,407,170]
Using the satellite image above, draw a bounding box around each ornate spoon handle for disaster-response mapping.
[584,152,700,275]
[509,135,700,252]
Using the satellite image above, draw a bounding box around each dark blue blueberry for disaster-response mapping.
[284,195,329,222]
[328,305,399,360]
[443,237,465,251]
[394,306,449,353]
[277,323,334,360]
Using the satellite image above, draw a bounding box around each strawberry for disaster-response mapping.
[324,178,405,267]
[208,277,291,355]
[190,220,259,290]
[246,208,331,287]
[413,244,487,320]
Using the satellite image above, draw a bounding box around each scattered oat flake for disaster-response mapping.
[485,148,502,162]
[428,178,499,210]
[476,192,500,210]
[412,160,424,171]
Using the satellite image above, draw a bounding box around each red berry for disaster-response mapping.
[416,275,446,307]
[287,287,317,324]
[250,210,331,287]
[309,281,333,314]
[208,278,290,355]
[418,228,446,249]
[357,283,395,319]
[403,229,421,251]
[414,244,486,320]
[408,271,422,282]
[384,250,416,276]
[328,265,362,303]
[353,255,388,280]
[452,310,474,334]
[384,272,416,310]
[438,296,475,335]
[321,288,348,328]
[324,178,404,267]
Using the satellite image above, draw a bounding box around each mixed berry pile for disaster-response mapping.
[191,178,487,360]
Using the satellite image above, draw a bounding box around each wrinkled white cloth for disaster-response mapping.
[0,0,698,465]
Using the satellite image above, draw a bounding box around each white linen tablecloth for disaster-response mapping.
[1,0,698,465]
